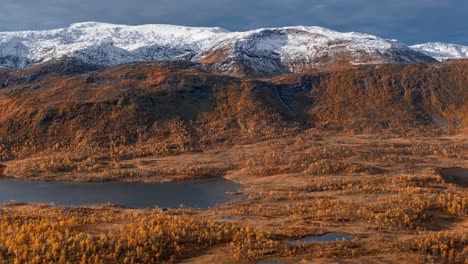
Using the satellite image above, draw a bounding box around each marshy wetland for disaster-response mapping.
[0,130,466,263]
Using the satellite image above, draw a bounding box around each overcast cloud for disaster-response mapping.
[0,0,466,45]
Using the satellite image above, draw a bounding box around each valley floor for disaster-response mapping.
[0,129,467,263]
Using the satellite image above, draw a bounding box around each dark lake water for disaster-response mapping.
[0,178,245,208]
[285,233,355,245]
[439,168,468,187]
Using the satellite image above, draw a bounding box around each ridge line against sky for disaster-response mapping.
[0,0,467,45]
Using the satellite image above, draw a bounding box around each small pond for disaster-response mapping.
[0,178,245,208]
[285,233,355,245]
[220,215,238,220]
[438,168,468,187]
[256,261,284,264]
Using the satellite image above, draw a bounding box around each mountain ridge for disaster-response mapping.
[0,22,436,76]
[410,42,468,61]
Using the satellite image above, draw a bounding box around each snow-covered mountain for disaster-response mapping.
[197,26,435,76]
[0,22,436,76]
[410,42,468,61]
[0,22,229,68]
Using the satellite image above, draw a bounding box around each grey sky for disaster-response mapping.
[0,0,467,45]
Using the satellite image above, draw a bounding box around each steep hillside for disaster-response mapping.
[0,59,466,161]
[269,60,467,130]
[0,60,296,160]
[0,22,435,76]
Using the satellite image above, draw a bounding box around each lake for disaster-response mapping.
[285,233,355,245]
[438,168,468,187]
[0,178,245,208]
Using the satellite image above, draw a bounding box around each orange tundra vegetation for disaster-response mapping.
[0,59,466,163]
[0,59,466,263]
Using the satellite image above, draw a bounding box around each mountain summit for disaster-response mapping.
[0,22,436,76]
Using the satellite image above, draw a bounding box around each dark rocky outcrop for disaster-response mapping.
[0,164,6,176]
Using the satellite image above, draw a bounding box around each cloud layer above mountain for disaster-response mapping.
[0,0,467,45]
